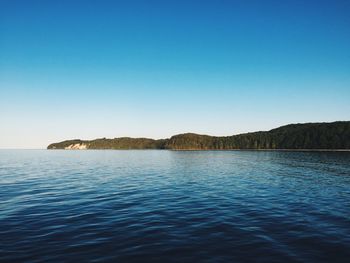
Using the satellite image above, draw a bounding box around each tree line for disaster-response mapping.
[48,121,350,150]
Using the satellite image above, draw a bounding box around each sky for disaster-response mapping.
[0,0,350,148]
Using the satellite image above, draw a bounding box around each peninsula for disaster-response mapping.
[48,121,350,150]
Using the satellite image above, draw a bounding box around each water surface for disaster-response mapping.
[0,150,349,262]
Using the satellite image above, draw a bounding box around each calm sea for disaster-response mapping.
[0,150,349,262]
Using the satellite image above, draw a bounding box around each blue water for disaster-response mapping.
[0,150,350,262]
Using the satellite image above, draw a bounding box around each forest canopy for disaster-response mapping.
[48,121,350,150]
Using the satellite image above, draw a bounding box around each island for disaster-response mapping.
[48,121,350,150]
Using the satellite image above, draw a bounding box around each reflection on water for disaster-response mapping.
[0,150,350,262]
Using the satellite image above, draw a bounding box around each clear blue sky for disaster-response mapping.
[1,0,349,148]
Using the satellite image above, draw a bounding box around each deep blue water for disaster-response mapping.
[0,150,350,262]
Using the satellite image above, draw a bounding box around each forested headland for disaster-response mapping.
[47,121,350,150]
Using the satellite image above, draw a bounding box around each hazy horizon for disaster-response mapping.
[1,0,350,149]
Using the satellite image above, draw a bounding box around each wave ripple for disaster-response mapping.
[1,150,350,262]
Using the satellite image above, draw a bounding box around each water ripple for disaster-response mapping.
[0,150,350,262]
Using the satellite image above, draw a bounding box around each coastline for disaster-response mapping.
[47,121,350,151]
[46,148,350,152]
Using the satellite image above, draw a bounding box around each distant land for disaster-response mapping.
[48,121,350,150]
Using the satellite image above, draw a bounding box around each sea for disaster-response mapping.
[0,150,349,262]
